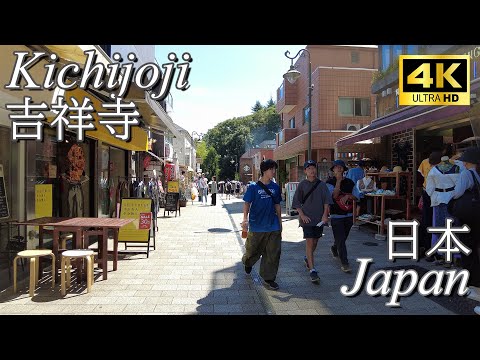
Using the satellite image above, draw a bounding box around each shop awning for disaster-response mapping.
[47,88,149,152]
[336,105,469,146]
[337,79,480,147]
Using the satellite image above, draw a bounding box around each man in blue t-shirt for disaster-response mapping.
[241,159,282,290]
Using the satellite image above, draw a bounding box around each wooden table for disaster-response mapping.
[45,217,134,281]
[13,217,70,279]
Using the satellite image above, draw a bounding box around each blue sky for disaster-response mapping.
[155,45,306,135]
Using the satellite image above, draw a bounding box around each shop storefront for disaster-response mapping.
[337,79,480,207]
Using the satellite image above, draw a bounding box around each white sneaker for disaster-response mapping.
[474,306,480,315]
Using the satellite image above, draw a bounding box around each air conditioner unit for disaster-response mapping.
[381,90,387,97]
[386,88,392,95]
[346,124,361,131]
[395,88,399,96]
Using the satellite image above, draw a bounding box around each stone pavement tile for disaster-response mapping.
[272,302,300,312]
[213,304,243,313]
[29,305,68,314]
[94,284,129,291]
[286,309,322,315]
[268,293,296,303]
[119,279,144,285]
[123,304,156,313]
[196,296,228,305]
[241,303,266,313]
[134,290,163,297]
[91,304,127,313]
[86,297,118,305]
[126,270,152,275]
[52,295,92,305]
[143,296,174,305]
[115,297,146,305]
[125,284,153,291]
[184,304,213,313]
[160,290,189,297]
[176,284,203,291]
[60,304,98,314]
[59,289,111,298]
[166,279,191,285]
[0,305,37,314]
[108,290,137,297]
[296,300,326,310]
[172,297,201,305]
[212,278,236,285]
[226,295,257,304]
[342,304,378,314]
[187,290,211,298]
[152,284,178,291]
[107,273,138,280]
[180,274,205,280]
[153,304,185,313]
[185,275,215,285]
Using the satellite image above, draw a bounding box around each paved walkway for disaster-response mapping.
[0,195,476,315]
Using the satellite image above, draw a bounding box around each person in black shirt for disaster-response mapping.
[326,160,360,273]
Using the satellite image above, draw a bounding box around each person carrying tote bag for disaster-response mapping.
[451,147,480,290]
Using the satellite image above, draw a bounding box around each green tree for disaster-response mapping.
[266,97,275,108]
[196,141,207,160]
[251,100,263,113]
[203,104,281,179]
[203,147,220,179]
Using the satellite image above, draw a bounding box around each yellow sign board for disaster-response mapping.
[118,198,152,243]
[35,184,52,218]
[167,180,179,193]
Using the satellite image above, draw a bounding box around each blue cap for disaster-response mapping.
[304,160,317,169]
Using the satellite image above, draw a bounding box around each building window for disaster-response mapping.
[279,83,284,100]
[406,45,418,54]
[303,106,310,125]
[289,117,295,129]
[381,45,391,71]
[351,51,360,64]
[392,45,402,64]
[339,97,370,117]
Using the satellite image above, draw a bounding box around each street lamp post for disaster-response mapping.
[230,156,238,179]
[283,49,312,161]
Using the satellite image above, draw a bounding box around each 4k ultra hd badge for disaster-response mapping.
[399,55,470,106]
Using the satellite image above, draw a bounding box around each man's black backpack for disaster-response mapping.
[448,170,480,224]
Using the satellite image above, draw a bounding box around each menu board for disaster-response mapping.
[0,164,9,219]
[118,198,152,243]
[165,192,179,212]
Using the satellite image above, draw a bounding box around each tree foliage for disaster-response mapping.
[251,100,263,113]
[202,147,220,178]
[204,100,281,180]
[196,140,207,160]
[266,97,275,108]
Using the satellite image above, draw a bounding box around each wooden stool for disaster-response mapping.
[13,250,55,297]
[61,250,95,296]
[59,233,74,250]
